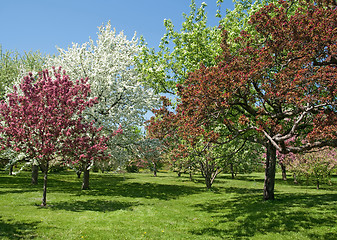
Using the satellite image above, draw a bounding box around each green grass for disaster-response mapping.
[1,170,337,239]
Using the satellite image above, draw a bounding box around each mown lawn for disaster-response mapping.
[0,170,337,239]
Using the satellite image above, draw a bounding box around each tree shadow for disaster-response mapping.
[191,190,337,239]
[48,199,140,212]
[80,181,204,200]
[0,217,38,239]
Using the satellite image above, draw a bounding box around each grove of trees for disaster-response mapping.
[0,0,336,204]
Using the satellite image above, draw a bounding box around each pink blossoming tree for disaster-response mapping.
[0,68,109,206]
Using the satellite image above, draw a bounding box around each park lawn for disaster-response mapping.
[0,170,337,240]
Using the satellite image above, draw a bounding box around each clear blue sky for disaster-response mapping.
[0,0,235,55]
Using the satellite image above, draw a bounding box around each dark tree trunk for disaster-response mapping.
[82,163,90,190]
[41,162,49,206]
[189,167,193,181]
[316,179,320,190]
[280,163,287,181]
[177,171,181,177]
[153,162,157,177]
[293,173,298,184]
[8,164,13,175]
[76,170,82,178]
[263,142,277,200]
[205,174,212,189]
[230,163,235,179]
[31,165,39,185]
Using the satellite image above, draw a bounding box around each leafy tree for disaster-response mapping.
[137,0,223,95]
[0,69,108,206]
[0,46,46,99]
[130,138,165,177]
[147,97,248,189]
[161,0,337,199]
[47,22,159,168]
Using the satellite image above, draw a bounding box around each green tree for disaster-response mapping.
[137,0,223,95]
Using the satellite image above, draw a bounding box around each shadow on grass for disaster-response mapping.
[78,181,203,200]
[49,199,139,212]
[0,216,38,239]
[47,173,203,200]
[0,172,203,201]
[191,190,337,239]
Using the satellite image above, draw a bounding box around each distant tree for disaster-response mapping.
[284,147,337,189]
[0,69,108,206]
[130,138,165,177]
[0,45,46,99]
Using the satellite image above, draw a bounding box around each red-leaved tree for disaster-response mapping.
[150,0,337,199]
[0,68,109,206]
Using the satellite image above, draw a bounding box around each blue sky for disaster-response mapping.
[0,0,235,55]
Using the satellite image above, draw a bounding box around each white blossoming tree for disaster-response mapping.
[47,22,159,167]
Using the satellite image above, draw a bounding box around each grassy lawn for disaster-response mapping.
[0,170,337,240]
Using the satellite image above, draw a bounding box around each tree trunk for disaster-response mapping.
[41,162,49,206]
[263,142,277,200]
[293,173,298,184]
[280,163,287,181]
[316,179,320,190]
[230,163,235,179]
[82,163,90,190]
[8,164,13,175]
[189,167,193,181]
[153,162,157,177]
[31,165,39,185]
[205,175,212,189]
[76,170,82,178]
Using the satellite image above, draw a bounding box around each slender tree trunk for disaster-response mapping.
[189,166,193,181]
[8,164,13,175]
[41,162,49,206]
[177,171,181,177]
[263,142,277,200]
[293,173,298,184]
[280,163,287,181]
[153,161,157,177]
[230,163,235,179]
[316,179,320,190]
[82,163,90,190]
[31,165,39,185]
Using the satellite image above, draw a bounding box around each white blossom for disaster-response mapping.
[47,21,160,164]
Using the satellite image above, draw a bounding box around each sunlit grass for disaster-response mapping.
[1,170,337,239]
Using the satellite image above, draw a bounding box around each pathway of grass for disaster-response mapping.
[0,170,337,239]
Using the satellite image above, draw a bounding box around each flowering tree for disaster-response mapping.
[47,22,159,167]
[159,0,337,200]
[284,147,337,189]
[147,97,252,189]
[0,69,108,206]
[130,138,165,176]
[0,47,46,179]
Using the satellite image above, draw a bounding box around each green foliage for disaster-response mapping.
[136,0,223,94]
[0,45,46,99]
